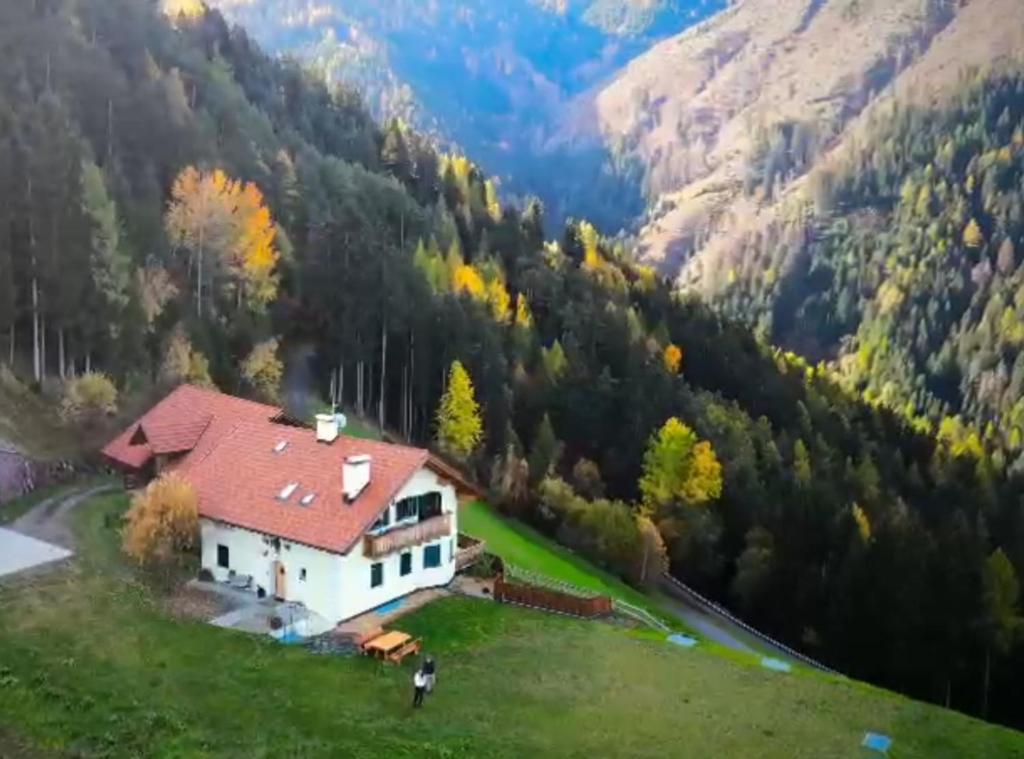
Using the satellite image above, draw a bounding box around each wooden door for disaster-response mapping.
[274,561,286,600]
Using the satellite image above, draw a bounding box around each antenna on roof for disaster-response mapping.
[329,366,340,416]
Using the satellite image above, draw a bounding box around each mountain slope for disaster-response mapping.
[5,0,1024,731]
[205,0,725,230]
[560,0,1024,277]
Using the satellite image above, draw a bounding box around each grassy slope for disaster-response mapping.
[0,492,1021,758]
[460,500,679,623]
[0,375,78,460]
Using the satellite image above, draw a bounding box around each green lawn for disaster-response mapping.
[0,492,1021,758]
[460,500,677,622]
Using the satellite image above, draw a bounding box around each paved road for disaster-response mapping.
[657,589,756,654]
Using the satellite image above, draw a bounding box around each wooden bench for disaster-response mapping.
[386,637,421,664]
[362,630,422,664]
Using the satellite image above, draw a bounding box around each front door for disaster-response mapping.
[274,561,286,600]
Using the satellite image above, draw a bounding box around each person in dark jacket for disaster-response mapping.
[422,656,436,693]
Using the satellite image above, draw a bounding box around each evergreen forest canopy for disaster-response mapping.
[1,0,1024,733]
[720,76,1024,473]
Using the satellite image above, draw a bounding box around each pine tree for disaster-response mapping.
[436,360,483,461]
[528,413,561,483]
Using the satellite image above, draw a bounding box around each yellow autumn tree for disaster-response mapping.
[514,293,533,328]
[453,264,486,299]
[485,277,511,323]
[964,218,985,249]
[663,343,683,374]
[852,503,872,542]
[160,325,215,389]
[579,221,602,270]
[122,473,199,582]
[60,373,118,423]
[639,417,723,515]
[436,360,483,461]
[163,0,205,20]
[241,338,283,403]
[484,178,502,222]
[165,167,280,316]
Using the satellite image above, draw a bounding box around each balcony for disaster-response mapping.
[364,513,452,559]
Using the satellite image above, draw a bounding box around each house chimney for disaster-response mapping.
[315,414,338,444]
[344,455,371,502]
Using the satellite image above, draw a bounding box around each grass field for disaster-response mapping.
[459,500,679,621]
[0,493,1021,758]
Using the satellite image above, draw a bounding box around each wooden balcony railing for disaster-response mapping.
[364,513,452,559]
[455,534,486,571]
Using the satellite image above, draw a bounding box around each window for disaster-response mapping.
[395,492,442,522]
[217,544,229,569]
[371,508,391,532]
[424,544,441,569]
[420,493,443,520]
[400,552,412,576]
[396,497,418,521]
[300,568,307,582]
[449,538,455,564]
[370,562,384,588]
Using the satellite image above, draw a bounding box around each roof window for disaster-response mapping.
[277,482,299,501]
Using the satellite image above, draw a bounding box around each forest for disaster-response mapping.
[721,75,1024,471]
[1,0,1023,730]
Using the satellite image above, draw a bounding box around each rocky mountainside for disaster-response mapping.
[558,0,1024,281]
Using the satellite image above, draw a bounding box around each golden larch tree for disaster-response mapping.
[436,360,483,461]
[165,167,280,316]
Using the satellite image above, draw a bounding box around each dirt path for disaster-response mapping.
[10,483,117,549]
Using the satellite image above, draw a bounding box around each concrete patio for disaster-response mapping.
[188,579,334,639]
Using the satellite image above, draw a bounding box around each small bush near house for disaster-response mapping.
[122,473,199,587]
[60,372,118,423]
[465,552,502,579]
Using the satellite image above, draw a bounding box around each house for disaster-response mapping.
[102,385,482,625]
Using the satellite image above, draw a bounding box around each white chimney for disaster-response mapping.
[344,454,371,502]
[315,414,339,443]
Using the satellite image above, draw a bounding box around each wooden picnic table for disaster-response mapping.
[362,630,421,663]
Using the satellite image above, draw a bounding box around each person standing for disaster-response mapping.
[422,656,436,694]
[412,667,427,708]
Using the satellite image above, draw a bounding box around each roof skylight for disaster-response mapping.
[278,482,299,501]
[300,493,317,506]
[274,440,288,453]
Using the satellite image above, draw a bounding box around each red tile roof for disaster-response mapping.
[144,414,213,454]
[102,385,430,554]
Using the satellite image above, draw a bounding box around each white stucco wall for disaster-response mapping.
[199,465,459,625]
[201,519,347,621]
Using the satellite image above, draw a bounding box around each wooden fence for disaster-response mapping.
[494,575,613,619]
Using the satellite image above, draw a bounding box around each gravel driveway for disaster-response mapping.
[0,482,116,579]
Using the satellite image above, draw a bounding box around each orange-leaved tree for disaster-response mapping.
[165,167,280,317]
[122,473,199,582]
